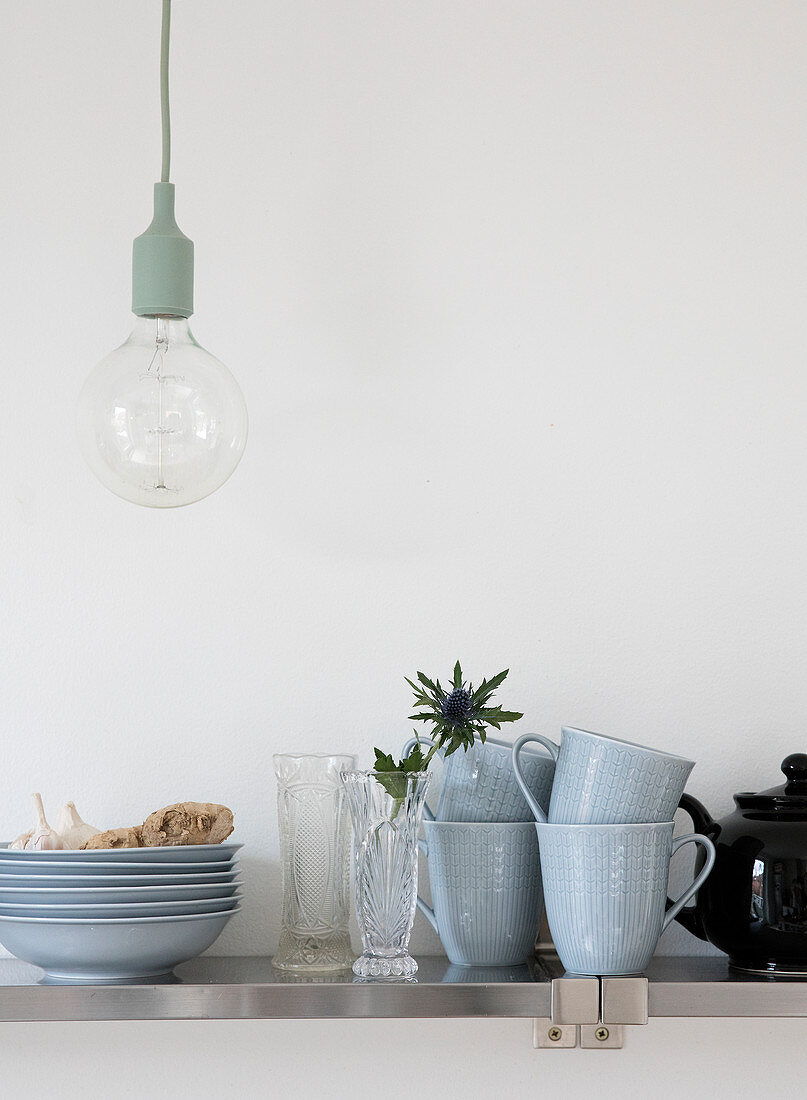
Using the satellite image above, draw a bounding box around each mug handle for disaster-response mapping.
[511,733,559,825]
[415,836,439,933]
[661,833,716,932]
[402,736,439,821]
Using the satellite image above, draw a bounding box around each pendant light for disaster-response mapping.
[77,0,248,508]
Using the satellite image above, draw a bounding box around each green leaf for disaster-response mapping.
[372,751,407,801]
[478,708,523,723]
[372,737,432,803]
[405,677,429,701]
[471,669,509,704]
[409,712,439,723]
[373,748,398,773]
[453,661,463,690]
[416,671,441,697]
[443,734,463,758]
[402,742,425,772]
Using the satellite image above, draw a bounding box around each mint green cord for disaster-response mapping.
[160,0,171,182]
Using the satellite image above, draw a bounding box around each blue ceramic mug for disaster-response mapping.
[536,820,715,975]
[513,727,695,825]
[403,734,554,823]
[416,820,544,967]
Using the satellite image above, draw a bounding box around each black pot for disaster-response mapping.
[676,754,807,975]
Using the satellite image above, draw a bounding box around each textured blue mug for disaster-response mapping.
[513,727,695,825]
[416,821,543,967]
[403,734,554,823]
[536,820,715,975]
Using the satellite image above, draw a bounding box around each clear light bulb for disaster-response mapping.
[77,315,248,508]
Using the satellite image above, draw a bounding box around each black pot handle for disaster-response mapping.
[664,794,715,942]
[678,793,715,836]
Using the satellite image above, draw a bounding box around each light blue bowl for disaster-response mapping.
[0,869,239,887]
[0,895,241,919]
[0,858,237,876]
[0,908,241,981]
[0,843,242,863]
[0,880,243,905]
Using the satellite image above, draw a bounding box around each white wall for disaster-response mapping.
[2,1,806,1096]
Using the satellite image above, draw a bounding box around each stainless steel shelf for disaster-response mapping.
[0,956,805,1022]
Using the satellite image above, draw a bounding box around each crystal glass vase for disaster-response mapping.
[341,770,431,979]
[273,754,356,972]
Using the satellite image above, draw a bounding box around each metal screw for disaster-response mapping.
[595,1027,610,1042]
[547,1027,563,1042]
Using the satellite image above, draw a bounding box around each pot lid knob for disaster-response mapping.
[782,754,807,793]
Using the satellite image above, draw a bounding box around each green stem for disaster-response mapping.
[389,738,442,822]
[422,741,441,769]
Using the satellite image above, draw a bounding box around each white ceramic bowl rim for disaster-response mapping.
[560,726,694,765]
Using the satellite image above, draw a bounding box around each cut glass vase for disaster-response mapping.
[273,754,356,972]
[341,770,430,979]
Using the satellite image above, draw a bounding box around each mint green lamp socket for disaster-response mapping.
[132,182,194,318]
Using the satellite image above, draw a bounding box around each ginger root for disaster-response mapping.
[80,802,234,850]
[82,827,142,850]
[141,803,234,847]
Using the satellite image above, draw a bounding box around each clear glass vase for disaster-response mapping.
[341,770,431,979]
[273,753,356,972]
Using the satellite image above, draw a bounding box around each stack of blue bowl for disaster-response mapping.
[0,843,242,981]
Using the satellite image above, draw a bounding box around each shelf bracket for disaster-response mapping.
[601,976,648,1026]
[533,975,649,1050]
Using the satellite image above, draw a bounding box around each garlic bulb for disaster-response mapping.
[55,801,100,849]
[9,829,33,851]
[22,793,65,851]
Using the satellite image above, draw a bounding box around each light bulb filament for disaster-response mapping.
[146,346,168,375]
[145,319,172,487]
[137,372,185,383]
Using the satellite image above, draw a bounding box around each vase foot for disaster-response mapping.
[273,929,355,972]
[352,953,418,979]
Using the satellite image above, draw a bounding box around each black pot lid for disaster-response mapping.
[735,754,807,814]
